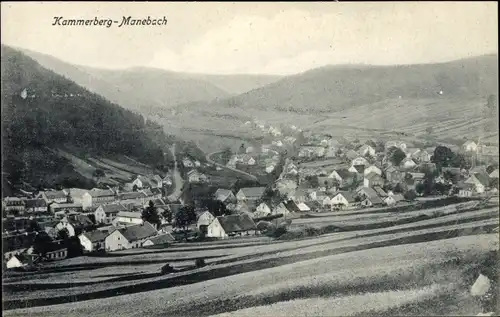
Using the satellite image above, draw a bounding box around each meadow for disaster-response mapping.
[3,198,499,316]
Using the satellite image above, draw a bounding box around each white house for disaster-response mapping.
[142,233,175,247]
[94,203,128,224]
[196,211,215,231]
[112,211,144,226]
[206,214,257,239]
[364,165,382,176]
[272,202,292,215]
[78,231,108,253]
[65,189,92,210]
[401,158,417,169]
[358,144,376,157]
[37,191,68,204]
[187,170,207,183]
[297,202,311,212]
[55,214,94,237]
[89,189,116,207]
[351,157,369,166]
[331,191,356,209]
[182,158,194,168]
[247,157,256,165]
[462,141,478,153]
[464,174,489,194]
[105,222,158,251]
[255,202,272,216]
[265,165,275,173]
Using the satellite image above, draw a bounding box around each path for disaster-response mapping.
[167,143,184,202]
[206,151,258,182]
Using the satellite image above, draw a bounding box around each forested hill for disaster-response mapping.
[1,45,172,190]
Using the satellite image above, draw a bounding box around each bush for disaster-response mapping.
[161,263,174,274]
[195,258,206,268]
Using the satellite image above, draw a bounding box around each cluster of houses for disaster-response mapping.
[181,157,210,184]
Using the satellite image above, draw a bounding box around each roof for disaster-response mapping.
[238,187,266,199]
[365,172,383,180]
[80,230,108,243]
[352,165,365,174]
[336,169,354,180]
[283,200,301,213]
[297,202,311,211]
[214,189,234,201]
[196,210,214,220]
[23,198,47,208]
[136,176,152,187]
[345,150,358,160]
[457,181,475,190]
[490,169,499,178]
[401,158,416,165]
[115,222,157,242]
[409,172,425,179]
[116,211,143,219]
[333,191,356,203]
[66,188,90,198]
[43,191,67,200]
[167,204,183,214]
[152,198,166,206]
[151,188,162,195]
[145,233,175,245]
[89,189,115,198]
[51,202,83,209]
[99,203,128,214]
[142,189,154,197]
[392,194,405,202]
[372,186,388,197]
[442,167,461,174]
[305,200,323,209]
[63,214,94,229]
[216,213,256,233]
[473,173,490,186]
[119,192,147,200]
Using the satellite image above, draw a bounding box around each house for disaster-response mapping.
[151,175,163,188]
[462,141,478,153]
[385,166,404,184]
[37,191,67,204]
[118,192,147,206]
[385,141,407,151]
[290,189,307,203]
[364,165,382,176]
[372,186,388,198]
[141,188,155,200]
[150,188,163,200]
[413,150,432,163]
[112,211,144,226]
[130,176,154,189]
[65,188,92,210]
[364,172,385,188]
[405,148,421,158]
[464,173,490,194]
[400,158,417,169]
[384,194,405,206]
[408,172,426,181]
[255,202,272,216]
[348,165,365,174]
[351,157,369,167]
[206,213,258,239]
[55,214,94,237]
[20,198,46,214]
[143,233,175,247]
[271,140,284,148]
[94,203,128,224]
[196,211,215,233]
[187,170,207,183]
[457,182,475,197]
[321,196,333,207]
[6,253,33,269]
[327,169,356,187]
[182,158,194,168]
[317,177,339,190]
[357,186,384,207]
[330,191,356,209]
[42,247,68,262]
[236,187,266,205]
[78,230,108,252]
[305,200,323,212]
[163,175,173,187]
[489,169,499,179]
[296,202,311,212]
[105,222,158,251]
[358,144,376,157]
[273,202,293,215]
[284,200,302,213]
[50,202,84,214]
[345,150,359,161]
[3,197,26,213]
[214,189,236,204]
[89,189,116,207]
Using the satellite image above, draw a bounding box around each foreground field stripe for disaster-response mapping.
[3,227,498,310]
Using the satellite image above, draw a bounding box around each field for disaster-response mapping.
[3,199,499,316]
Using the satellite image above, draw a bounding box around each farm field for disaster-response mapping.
[3,200,499,316]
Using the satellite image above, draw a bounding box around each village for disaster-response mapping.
[2,118,499,271]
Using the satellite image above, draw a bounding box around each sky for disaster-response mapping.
[1,2,498,75]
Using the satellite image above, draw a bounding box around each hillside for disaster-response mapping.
[1,45,172,190]
[161,54,498,151]
[19,48,282,113]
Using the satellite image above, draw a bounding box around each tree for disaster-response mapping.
[32,232,53,257]
[221,147,232,164]
[451,153,470,169]
[27,220,41,233]
[142,201,161,228]
[415,183,426,195]
[92,169,105,182]
[132,184,139,192]
[161,209,172,223]
[404,190,417,201]
[57,228,70,241]
[388,147,406,166]
[431,146,455,168]
[393,183,405,193]
[65,236,84,258]
[174,205,196,231]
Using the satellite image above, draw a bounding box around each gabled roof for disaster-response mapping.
[365,171,383,180]
[401,158,416,165]
[119,192,147,200]
[238,187,266,199]
[151,188,162,195]
[145,233,175,245]
[457,181,475,190]
[115,222,157,242]
[196,210,214,220]
[152,198,166,206]
[345,150,359,160]
[335,169,354,180]
[216,213,256,233]
[136,175,152,187]
[297,202,311,211]
[142,189,154,197]
[392,194,405,202]
[89,189,115,198]
[333,191,356,203]
[214,188,234,201]
[305,200,323,209]
[283,200,301,213]
[80,230,108,243]
[116,211,142,219]
[63,214,94,229]
[372,186,388,198]
[43,191,67,200]
[98,203,127,215]
[351,165,365,174]
[489,169,499,178]
[472,173,490,186]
